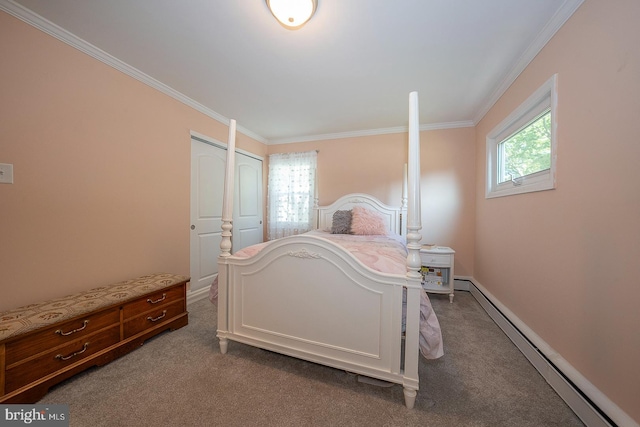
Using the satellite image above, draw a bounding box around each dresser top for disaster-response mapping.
[0,273,189,342]
[420,245,455,254]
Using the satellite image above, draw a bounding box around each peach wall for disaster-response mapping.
[0,12,266,311]
[268,126,476,277]
[6,1,635,422]
[474,0,640,423]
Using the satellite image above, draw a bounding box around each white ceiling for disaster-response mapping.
[4,0,582,144]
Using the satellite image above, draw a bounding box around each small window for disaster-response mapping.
[267,151,317,240]
[486,75,557,198]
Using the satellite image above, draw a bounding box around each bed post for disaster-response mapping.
[402,163,408,210]
[403,91,422,409]
[217,119,237,355]
[313,167,319,229]
[401,163,408,236]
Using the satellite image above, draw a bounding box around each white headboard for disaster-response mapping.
[316,193,407,236]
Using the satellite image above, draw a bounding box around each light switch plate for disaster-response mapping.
[0,163,14,184]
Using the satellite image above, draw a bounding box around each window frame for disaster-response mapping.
[267,150,317,240]
[486,74,558,198]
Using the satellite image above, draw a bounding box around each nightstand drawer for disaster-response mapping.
[420,253,451,266]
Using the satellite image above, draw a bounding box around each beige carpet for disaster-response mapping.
[39,291,584,426]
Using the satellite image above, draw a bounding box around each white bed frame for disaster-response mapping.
[216,93,424,408]
[316,193,407,236]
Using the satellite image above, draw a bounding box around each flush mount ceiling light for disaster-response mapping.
[266,0,318,30]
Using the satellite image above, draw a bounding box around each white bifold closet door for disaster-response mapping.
[190,137,263,292]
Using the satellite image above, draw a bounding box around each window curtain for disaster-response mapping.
[267,151,317,240]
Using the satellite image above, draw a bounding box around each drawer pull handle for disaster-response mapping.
[147,310,167,322]
[147,293,167,304]
[56,342,90,361]
[55,320,89,336]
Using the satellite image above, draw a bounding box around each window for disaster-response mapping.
[267,150,317,240]
[486,74,557,198]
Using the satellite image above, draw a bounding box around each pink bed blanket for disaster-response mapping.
[210,230,444,359]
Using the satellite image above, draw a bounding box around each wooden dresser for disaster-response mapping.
[0,273,189,403]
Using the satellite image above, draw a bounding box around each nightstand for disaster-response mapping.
[419,246,455,303]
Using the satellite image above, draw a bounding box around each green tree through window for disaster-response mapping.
[498,110,551,183]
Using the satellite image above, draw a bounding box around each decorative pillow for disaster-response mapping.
[331,210,352,234]
[350,206,387,235]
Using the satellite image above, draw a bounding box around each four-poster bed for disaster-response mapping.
[213,92,442,408]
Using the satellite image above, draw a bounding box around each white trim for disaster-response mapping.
[453,276,472,292]
[473,0,584,124]
[187,284,211,306]
[486,74,558,198]
[468,278,637,427]
[0,0,582,145]
[268,121,474,145]
[190,131,228,150]
[0,0,471,146]
[268,0,582,147]
[0,0,267,145]
[419,121,475,132]
[189,130,265,162]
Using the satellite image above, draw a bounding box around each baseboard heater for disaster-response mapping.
[466,280,624,427]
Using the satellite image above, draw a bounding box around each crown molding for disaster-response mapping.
[267,120,475,145]
[0,0,268,145]
[2,0,582,144]
[472,0,584,125]
[0,0,473,146]
[420,120,475,132]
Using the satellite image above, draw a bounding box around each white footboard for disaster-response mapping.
[217,92,425,409]
[217,235,420,398]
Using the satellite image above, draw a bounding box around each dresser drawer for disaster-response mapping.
[4,308,120,366]
[420,253,451,267]
[123,300,186,339]
[4,325,120,393]
[121,285,185,320]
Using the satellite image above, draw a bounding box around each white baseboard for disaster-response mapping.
[187,285,211,306]
[454,277,472,292]
[468,279,636,427]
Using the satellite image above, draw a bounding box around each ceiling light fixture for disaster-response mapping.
[266,0,317,30]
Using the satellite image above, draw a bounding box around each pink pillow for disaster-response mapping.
[350,206,387,235]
